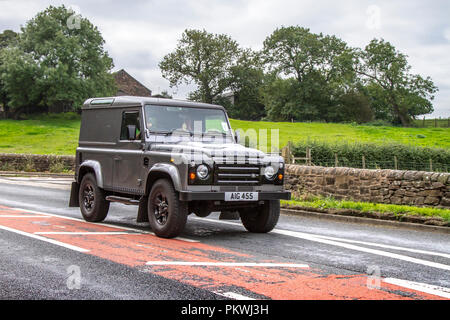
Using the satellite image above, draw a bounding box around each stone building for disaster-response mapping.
[113,69,152,97]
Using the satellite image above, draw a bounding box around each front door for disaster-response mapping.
[113,109,145,195]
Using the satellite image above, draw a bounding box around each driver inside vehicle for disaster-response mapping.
[180,116,193,132]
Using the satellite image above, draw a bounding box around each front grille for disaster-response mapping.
[214,164,261,185]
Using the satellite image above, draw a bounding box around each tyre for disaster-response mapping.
[79,173,110,222]
[239,200,280,233]
[148,179,187,238]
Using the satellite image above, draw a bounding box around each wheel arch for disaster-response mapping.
[78,160,104,188]
[145,164,182,195]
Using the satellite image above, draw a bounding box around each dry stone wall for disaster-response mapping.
[285,164,450,208]
[0,153,75,172]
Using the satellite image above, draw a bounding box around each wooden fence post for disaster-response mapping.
[394,156,398,170]
[287,141,292,164]
[334,153,338,167]
[362,155,366,169]
[307,148,312,166]
[429,158,433,172]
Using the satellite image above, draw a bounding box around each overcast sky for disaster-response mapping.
[1,0,449,117]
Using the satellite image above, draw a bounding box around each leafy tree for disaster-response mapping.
[355,39,437,126]
[335,90,374,123]
[262,26,356,122]
[0,5,116,118]
[0,30,18,118]
[226,49,266,120]
[0,30,18,49]
[152,90,173,99]
[159,29,241,104]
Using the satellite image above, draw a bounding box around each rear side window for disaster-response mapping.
[120,111,141,140]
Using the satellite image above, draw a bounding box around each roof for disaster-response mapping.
[82,96,225,110]
[113,69,152,97]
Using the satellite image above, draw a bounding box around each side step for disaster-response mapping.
[105,196,140,206]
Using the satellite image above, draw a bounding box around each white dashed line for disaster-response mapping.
[0,224,89,253]
[384,278,450,299]
[213,291,256,300]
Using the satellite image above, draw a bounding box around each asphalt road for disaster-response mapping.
[0,176,449,300]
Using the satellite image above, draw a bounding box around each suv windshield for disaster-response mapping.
[144,104,233,142]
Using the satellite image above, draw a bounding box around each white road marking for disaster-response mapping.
[313,234,450,259]
[383,278,450,299]
[277,229,450,271]
[0,215,52,218]
[194,218,450,271]
[213,291,256,300]
[0,224,89,253]
[0,178,70,190]
[146,261,309,268]
[9,207,199,243]
[34,231,145,235]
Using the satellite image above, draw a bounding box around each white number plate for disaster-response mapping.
[225,192,259,201]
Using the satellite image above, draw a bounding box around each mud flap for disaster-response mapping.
[137,196,149,222]
[69,182,80,207]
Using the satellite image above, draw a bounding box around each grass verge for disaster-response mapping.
[281,196,450,226]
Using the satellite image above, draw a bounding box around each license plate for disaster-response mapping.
[225,192,258,201]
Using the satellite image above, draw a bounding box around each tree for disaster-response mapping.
[159,29,241,104]
[262,26,356,122]
[226,49,266,120]
[336,90,374,123]
[0,30,18,49]
[355,39,437,126]
[152,90,173,99]
[0,5,116,118]
[0,30,18,118]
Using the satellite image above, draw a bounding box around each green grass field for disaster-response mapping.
[0,113,81,155]
[0,114,448,155]
[231,119,450,151]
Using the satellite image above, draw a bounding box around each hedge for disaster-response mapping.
[292,140,450,172]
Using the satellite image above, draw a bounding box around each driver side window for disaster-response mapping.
[120,111,141,140]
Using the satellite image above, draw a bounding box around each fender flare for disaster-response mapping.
[146,163,182,192]
[78,160,104,188]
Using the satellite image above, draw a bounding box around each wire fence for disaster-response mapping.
[284,144,449,173]
[310,158,449,173]
[415,118,450,128]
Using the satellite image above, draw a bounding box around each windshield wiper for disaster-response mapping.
[149,129,194,137]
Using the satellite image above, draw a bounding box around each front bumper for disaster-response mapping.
[179,191,291,201]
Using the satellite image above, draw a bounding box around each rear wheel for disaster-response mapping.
[79,173,110,222]
[239,200,280,233]
[148,179,187,238]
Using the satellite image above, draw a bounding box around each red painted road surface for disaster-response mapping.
[0,205,446,300]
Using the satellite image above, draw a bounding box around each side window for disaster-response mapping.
[120,111,141,140]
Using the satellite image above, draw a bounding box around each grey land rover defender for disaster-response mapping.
[69,96,291,238]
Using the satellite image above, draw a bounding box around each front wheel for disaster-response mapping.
[239,200,280,233]
[148,179,187,238]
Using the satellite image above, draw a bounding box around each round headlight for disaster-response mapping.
[264,166,276,180]
[196,164,209,180]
